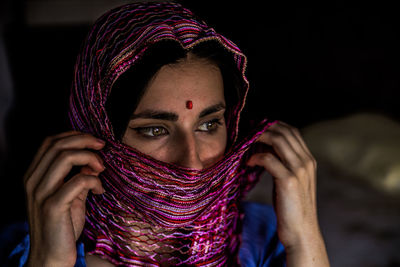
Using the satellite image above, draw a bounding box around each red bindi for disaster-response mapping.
[186,100,193,109]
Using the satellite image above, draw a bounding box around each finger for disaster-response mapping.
[264,122,308,159]
[277,121,318,172]
[24,131,83,182]
[247,152,293,180]
[278,121,314,158]
[25,134,105,196]
[34,150,105,203]
[25,132,85,221]
[43,174,104,214]
[257,130,304,170]
[80,165,103,176]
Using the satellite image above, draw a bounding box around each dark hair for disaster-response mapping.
[106,40,243,143]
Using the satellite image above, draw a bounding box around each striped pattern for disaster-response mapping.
[68,2,276,266]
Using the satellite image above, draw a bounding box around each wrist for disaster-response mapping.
[27,252,75,267]
[284,229,330,267]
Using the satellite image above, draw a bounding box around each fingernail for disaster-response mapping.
[94,153,104,164]
[97,138,106,145]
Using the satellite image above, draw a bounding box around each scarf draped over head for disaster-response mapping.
[69,2,276,266]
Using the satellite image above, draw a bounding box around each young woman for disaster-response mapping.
[8,2,329,266]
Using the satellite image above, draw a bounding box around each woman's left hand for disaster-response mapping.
[247,121,330,266]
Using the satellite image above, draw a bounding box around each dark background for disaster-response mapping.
[1,0,400,228]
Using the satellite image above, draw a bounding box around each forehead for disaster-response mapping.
[135,57,225,112]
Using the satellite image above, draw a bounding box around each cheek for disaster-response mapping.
[122,132,170,162]
[122,127,228,168]
[135,142,174,163]
[199,130,227,166]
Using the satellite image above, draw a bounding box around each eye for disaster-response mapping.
[134,126,168,137]
[197,119,222,133]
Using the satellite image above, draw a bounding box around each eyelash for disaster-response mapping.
[132,118,223,138]
[133,126,168,138]
[197,118,222,133]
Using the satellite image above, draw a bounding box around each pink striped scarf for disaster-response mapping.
[69,2,276,265]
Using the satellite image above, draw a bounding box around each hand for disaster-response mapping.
[24,131,105,266]
[247,121,329,266]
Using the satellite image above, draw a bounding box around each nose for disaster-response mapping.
[173,133,203,170]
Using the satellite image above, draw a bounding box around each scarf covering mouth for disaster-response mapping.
[68,2,277,266]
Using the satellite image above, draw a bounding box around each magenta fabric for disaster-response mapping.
[68,2,276,266]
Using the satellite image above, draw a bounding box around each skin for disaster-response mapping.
[122,53,227,169]
[24,53,329,266]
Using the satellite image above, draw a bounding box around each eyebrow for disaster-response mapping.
[130,103,226,121]
[198,103,226,118]
[131,110,179,121]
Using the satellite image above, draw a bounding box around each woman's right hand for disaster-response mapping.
[23,131,106,266]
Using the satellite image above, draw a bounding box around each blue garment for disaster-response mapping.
[239,202,286,266]
[1,202,285,266]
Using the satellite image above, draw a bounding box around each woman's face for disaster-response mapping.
[122,53,227,170]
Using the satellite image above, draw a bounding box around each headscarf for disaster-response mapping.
[69,2,276,266]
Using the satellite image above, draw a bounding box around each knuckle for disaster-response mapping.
[51,139,64,150]
[41,197,58,215]
[32,189,46,206]
[295,166,308,177]
[50,137,71,151]
[262,153,275,162]
[306,157,317,169]
[75,175,89,187]
[46,138,61,153]
[59,150,76,162]
[312,158,318,169]
[279,121,293,130]
[279,122,302,137]
[307,159,315,168]
[293,127,301,136]
[24,177,34,193]
[270,131,285,143]
[42,136,54,147]
[85,152,99,164]
[74,174,95,188]
[281,127,292,137]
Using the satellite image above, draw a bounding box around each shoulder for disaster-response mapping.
[240,202,286,267]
